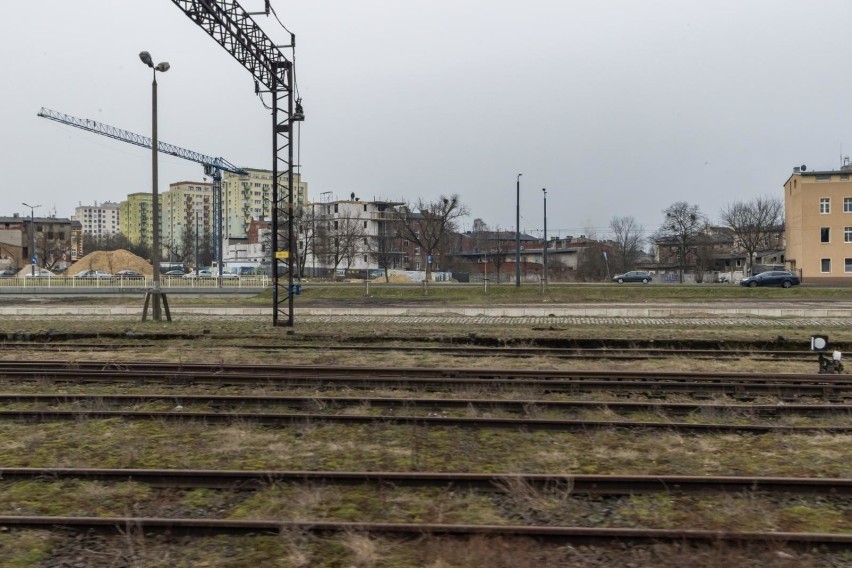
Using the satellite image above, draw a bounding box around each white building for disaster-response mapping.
[73,202,120,239]
[306,195,403,276]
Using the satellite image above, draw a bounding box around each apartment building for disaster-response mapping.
[220,168,308,240]
[161,181,213,257]
[784,164,852,283]
[73,202,120,239]
[307,196,404,276]
[119,193,153,248]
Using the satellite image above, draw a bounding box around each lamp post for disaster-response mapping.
[195,210,200,277]
[515,173,522,287]
[21,202,41,277]
[542,188,547,286]
[139,50,171,321]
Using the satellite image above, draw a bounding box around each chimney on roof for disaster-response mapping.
[793,167,801,173]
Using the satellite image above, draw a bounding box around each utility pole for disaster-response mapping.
[169,0,303,326]
[515,173,522,287]
[22,203,41,277]
[542,188,547,286]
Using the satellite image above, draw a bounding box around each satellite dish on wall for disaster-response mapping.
[801,165,807,171]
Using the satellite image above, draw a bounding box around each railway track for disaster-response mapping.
[0,340,827,361]
[3,409,850,432]
[2,467,849,494]
[0,361,848,398]
[1,393,849,417]
[1,515,850,549]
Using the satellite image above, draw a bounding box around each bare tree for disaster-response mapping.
[720,196,784,276]
[294,205,321,278]
[656,201,706,283]
[609,216,645,273]
[395,195,469,281]
[321,215,366,280]
[486,227,513,283]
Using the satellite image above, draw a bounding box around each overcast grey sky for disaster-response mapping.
[4,0,852,240]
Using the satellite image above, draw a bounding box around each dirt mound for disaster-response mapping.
[68,250,153,276]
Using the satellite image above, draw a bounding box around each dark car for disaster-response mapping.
[740,271,800,288]
[0,269,15,277]
[163,269,186,276]
[612,271,653,284]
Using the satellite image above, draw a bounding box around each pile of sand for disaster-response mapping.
[68,250,153,276]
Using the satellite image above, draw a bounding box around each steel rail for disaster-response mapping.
[0,342,823,361]
[0,360,846,381]
[1,369,848,397]
[2,409,849,432]
[2,467,851,495]
[1,393,850,417]
[0,515,850,548]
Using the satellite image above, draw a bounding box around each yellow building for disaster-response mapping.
[221,168,308,239]
[119,193,153,248]
[784,165,852,283]
[162,181,213,258]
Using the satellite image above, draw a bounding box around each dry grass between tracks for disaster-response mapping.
[0,313,850,565]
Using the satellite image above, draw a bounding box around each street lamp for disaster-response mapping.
[21,202,41,277]
[515,173,522,287]
[140,50,171,321]
[542,188,547,286]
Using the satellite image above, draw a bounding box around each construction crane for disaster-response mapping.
[37,106,247,278]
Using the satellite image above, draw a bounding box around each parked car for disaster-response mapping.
[612,271,653,284]
[163,270,186,276]
[115,269,144,278]
[184,269,213,278]
[0,269,15,277]
[739,271,800,288]
[24,269,55,277]
[75,269,112,279]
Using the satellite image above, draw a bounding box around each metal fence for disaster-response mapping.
[0,276,271,289]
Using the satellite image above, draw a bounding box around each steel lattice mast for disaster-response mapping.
[169,0,302,327]
[37,107,247,280]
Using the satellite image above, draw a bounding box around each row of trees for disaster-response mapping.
[607,196,784,282]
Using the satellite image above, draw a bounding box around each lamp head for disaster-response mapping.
[155,62,170,73]
[139,51,154,67]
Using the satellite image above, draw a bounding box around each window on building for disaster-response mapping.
[816,174,832,182]
[334,204,338,213]
[845,198,852,213]
[822,258,832,273]
[846,227,852,243]
[846,259,852,273]
[821,227,830,243]
[820,198,831,214]
[363,221,368,228]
